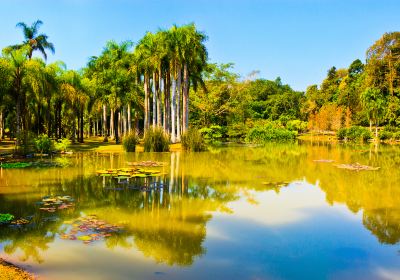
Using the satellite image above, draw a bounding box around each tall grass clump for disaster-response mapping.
[246,123,297,143]
[336,126,372,141]
[143,127,170,152]
[122,132,139,152]
[181,129,206,152]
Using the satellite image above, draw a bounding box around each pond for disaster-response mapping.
[0,142,399,280]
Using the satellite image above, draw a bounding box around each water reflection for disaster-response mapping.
[0,142,399,275]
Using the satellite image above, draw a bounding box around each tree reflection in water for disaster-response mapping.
[0,143,399,265]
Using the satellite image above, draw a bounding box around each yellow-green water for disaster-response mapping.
[0,142,399,279]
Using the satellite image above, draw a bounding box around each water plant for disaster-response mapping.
[143,127,170,152]
[246,123,297,143]
[0,213,15,224]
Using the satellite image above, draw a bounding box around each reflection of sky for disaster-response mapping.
[2,181,398,280]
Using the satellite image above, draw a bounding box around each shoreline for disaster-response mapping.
[0,258,34,280]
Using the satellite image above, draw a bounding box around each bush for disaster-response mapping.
[246,124,297,143]
[199,125,226,141]
[143,127,170,152]
[336,128,347,140]
[379,130,393,140]
[337,126,372,141]
[181,129,206,152]
[286,120,308,133]
[122,132,138,152]
[227,123,249,140]
[34,134,53,154]
[54,138,71,153]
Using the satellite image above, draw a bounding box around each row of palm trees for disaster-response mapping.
[0,20,208,147]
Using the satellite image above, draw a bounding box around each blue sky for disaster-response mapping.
[0,0,399,91]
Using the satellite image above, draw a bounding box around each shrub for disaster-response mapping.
[379,130,393,140]
[199,125,226,141]
[181,129,206,152]
[122,132,138,152]
[54,138,71,153]
[393,132,400,140]
[227,123,249,140]
[286,120,308,133]
[336,128,347,140]
[246,124,297,143]
[143,127,170,152]
[337,126,372,141]
[34,134,53,154]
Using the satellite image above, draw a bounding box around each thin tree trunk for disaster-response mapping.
[103,104,108,141]
[80,106,84,143]
[176,65,182,142]
[0,110,3,140]
[123,106,127,135]
[144,73,149,131]
[127,103,131,133]
[152,72,157,127]
[118,111,121,139]
[110,109,114,139]
[46,97,51,137]
[171,71,177,143]
[157,69,162,127]
[182,63,189,133]
[114,109,120,144]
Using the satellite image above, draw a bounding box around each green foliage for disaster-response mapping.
[122,132,138,152]
[34,134,53,154]
[336,126,372,141]
[199,125,226,141]
[246,123,297,143]
[336,128,347,140]
[0,213,14,224]
[227,123,249,140]
[0,162,33,169]
[143,127,170,152]
[181,129,206,152]
[286,120,308,133]
[379,130,393,140]
[54,138,71,152]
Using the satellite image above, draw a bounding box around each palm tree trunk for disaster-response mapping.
[118,111,121,139]
[0,110,3,140]
[157,70,162,127]
[144,73,149,131]
[164,72,170,133]
[127,103,131,133]
[110,109,114,139]
[46,97,51,137]
[103,104,108,141]
[152,72,157,127]
[176,65,182,142]
[80,106,84,143]
[182,63,189,133]
[171,72,177,143]
[114,109,119,144]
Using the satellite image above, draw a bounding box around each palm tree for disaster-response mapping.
[13,20,55,60]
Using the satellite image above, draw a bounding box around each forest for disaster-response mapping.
[0,20,399,151]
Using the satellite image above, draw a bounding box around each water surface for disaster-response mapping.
[0,142,399,279]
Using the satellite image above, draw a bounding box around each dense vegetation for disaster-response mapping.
[0,20,399,149]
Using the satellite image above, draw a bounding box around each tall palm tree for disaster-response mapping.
[12,20,55,60]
